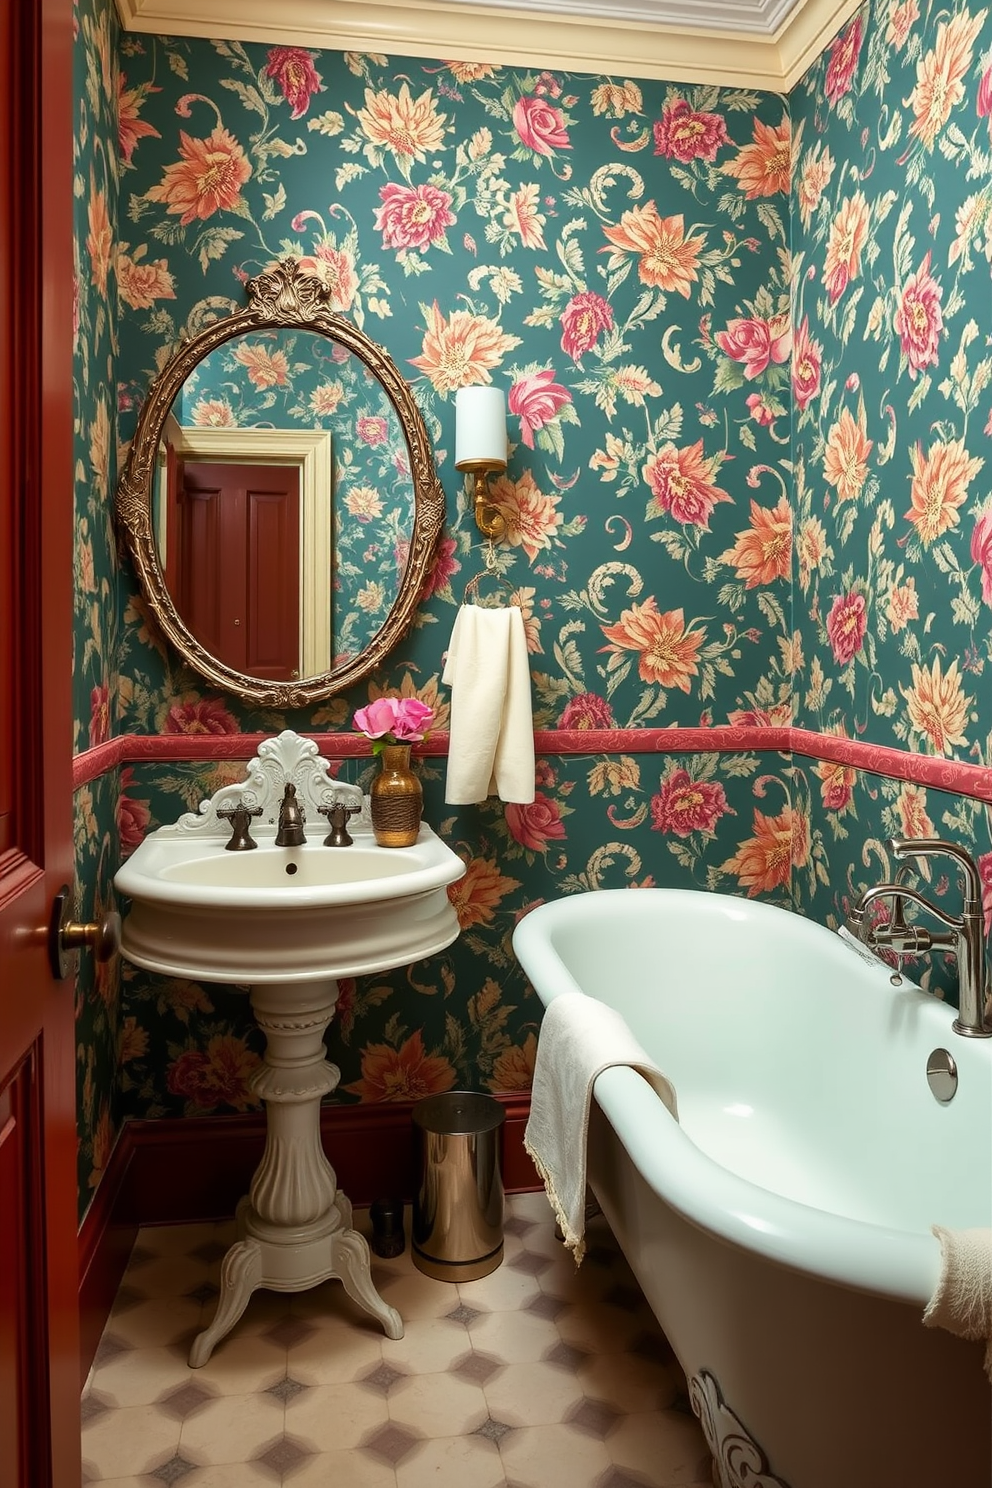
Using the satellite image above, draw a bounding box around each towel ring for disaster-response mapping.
[463,538,517,606]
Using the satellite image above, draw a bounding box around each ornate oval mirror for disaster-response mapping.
[117,258,445,708]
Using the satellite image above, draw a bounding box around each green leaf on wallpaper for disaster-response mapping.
[220,79,267,119]
[717,193,745,224]
[717,582,745,615]
[907,373,931,414]
[195,227,244,273]
[722,753,759,777]
[166,49,189,80]
[262,184,286,221]
[712,358,744,395]
[891,198,915,281]
[652,403,683,442]
[309,111,345,136]
[738,424,756,452]
[651,529,690,562]
[757,592,786,631]
[839,285,863,344]
[952,591,980,627]
[335,163,367,190]
[756,204,785,242]
[400,253,431,277]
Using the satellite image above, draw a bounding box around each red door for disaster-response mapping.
[0,3,81,1486]
[177,461,301,680]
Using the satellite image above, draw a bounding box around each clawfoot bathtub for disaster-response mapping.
[513,889,992,1488]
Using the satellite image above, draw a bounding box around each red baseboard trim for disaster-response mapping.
[74,727,992,802]
[77,1093,536,1383]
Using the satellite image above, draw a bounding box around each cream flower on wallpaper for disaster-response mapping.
[356,83,448,170]
[86,180,113,296]
[231,341,290,389]
[491,470,563,561]
[796,142,835,230]
[720,497,792,588]
[599,600,706,691]
[906,438,984,545]
[409,302,521,393]
[823,407,873,503]
[601,204,706,297]
[117,250,175,310]
[822,191,870,302]
[907,8,985,150]
[796,517,830,591]
[901,657,972,755]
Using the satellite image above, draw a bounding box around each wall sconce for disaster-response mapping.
[455,385,507,541]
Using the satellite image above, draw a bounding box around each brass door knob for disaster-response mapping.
[49,885,122,980]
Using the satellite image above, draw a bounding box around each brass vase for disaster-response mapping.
[370,743,423,848]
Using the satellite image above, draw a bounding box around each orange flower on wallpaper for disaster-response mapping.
[491,470,563,561]
[906,438,984,545]
[86,185,113,297]
[191,397,236,427]
[796,142,835,229]
[488,1033,538,1093]
[823,407,873,503]
[294,248,359,312]
[503,184,547,251]
[409,302,521,394]
[796,516,829,591]
[343,1030,456,1102]
[887,577,919,631]
[897,784,935,847]
[357,83,448,167]
[444,61,498,83]
[822,192,869,303]
[721,804,807,896]
[813,756,857,813]
[600,599,705,691]
[591,81,644,118]
[907,9,985,150]
[601,204,706,297]
[118,73,161,167]
[145,126,252,226]
[721,117,791,197]
[119,1016,149,1064]
[447,857,523,930]
[720,497,792,587]
[232,341,290,389]
[901,657,972,755]
[117,251,176,310]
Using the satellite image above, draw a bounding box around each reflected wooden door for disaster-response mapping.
[0,2,80,1485]
[178,461,301,680]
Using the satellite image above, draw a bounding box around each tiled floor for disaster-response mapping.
[81,1192,713,1488]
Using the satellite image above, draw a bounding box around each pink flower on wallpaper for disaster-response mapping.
[715,313,791,379]
[512,95,571,156]
[265,47,323,119]
[557,692,615,730]
[167,1036,261,1111]
[980,66,992,135]
[979,852,992,936]
[506,793,567,852]
[559,291,613,360]
[815,757,857,813]
[650,769,732,837]
[745,393,777,425]
[164,698,239,735]
[792,316,822,410]
[825,591,868,665]
[89,683,110,749]
[508,369,572,448]
[374,182,456,250]
[643,441,732,529]
[894,253,943,376]
[420,535,460,599]
[824,16,863,103]
[357,415,389,446]
[971,513,992,605]
[653,99,728,162]
[117,769,151,854]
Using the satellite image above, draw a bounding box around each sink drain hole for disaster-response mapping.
[285,862,299,876]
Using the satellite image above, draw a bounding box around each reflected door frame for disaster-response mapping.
[165,422,333,677]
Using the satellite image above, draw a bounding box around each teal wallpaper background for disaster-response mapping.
[70,0,992,1215]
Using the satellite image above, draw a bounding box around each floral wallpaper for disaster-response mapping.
[69,0,992,1214]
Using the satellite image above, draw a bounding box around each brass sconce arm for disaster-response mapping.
[456,458,506,541]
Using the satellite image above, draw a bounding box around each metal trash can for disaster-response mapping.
[412,1091,505,1282]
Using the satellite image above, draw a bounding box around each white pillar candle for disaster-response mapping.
[455,385,507,468]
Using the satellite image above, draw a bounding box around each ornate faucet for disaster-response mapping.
[846,836,990,1038]
[274,782,307,847]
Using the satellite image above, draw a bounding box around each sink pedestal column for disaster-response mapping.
[188,977,403,1368]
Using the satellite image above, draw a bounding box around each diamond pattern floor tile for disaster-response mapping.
[80,1196,710,1487]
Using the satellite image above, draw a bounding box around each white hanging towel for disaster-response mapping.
[442,604,535,804]
[923,1225,992,1382]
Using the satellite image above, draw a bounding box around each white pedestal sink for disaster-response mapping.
[114,731,466,1367]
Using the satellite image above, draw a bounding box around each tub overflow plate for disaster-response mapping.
[925,1047,957,1103]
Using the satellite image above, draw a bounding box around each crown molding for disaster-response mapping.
[115,0,860,91]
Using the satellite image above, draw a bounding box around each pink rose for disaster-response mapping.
[746,393,776,426]
[715,314,791,379]
[118,769,151,853]
[557,692,614,729]
[559,291,613,361]
[391,698,433,741]
[354,696,432,741]
[825,591,867,665]
[977,66,992,132]
[894,252,943,377]
[374,182,456,251]
[89,683,110,748]
[653,100,728,163]
[650,769,731,837]
[979,852,992,936]
[508,369,572,448]
[512,95,571,156]
[505,793,566,852]
[356,416,389,446]
[265,47,322,119]
[164,698,238,735]
[971,513,992,606]
[824,16,863,104]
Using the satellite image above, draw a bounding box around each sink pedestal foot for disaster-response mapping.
[189,978,403,1367]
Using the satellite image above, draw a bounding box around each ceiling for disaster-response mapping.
[115,0,859,90]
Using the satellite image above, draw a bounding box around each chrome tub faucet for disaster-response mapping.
[846,836,991,1038]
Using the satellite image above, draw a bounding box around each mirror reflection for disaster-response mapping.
[154,328,415,683]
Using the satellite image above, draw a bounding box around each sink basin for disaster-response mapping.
[114,731,466,984]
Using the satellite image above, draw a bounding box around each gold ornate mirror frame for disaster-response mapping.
[116,258,446,709]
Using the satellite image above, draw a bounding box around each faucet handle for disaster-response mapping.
[218,801,263,851]
[318,801,360,847]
